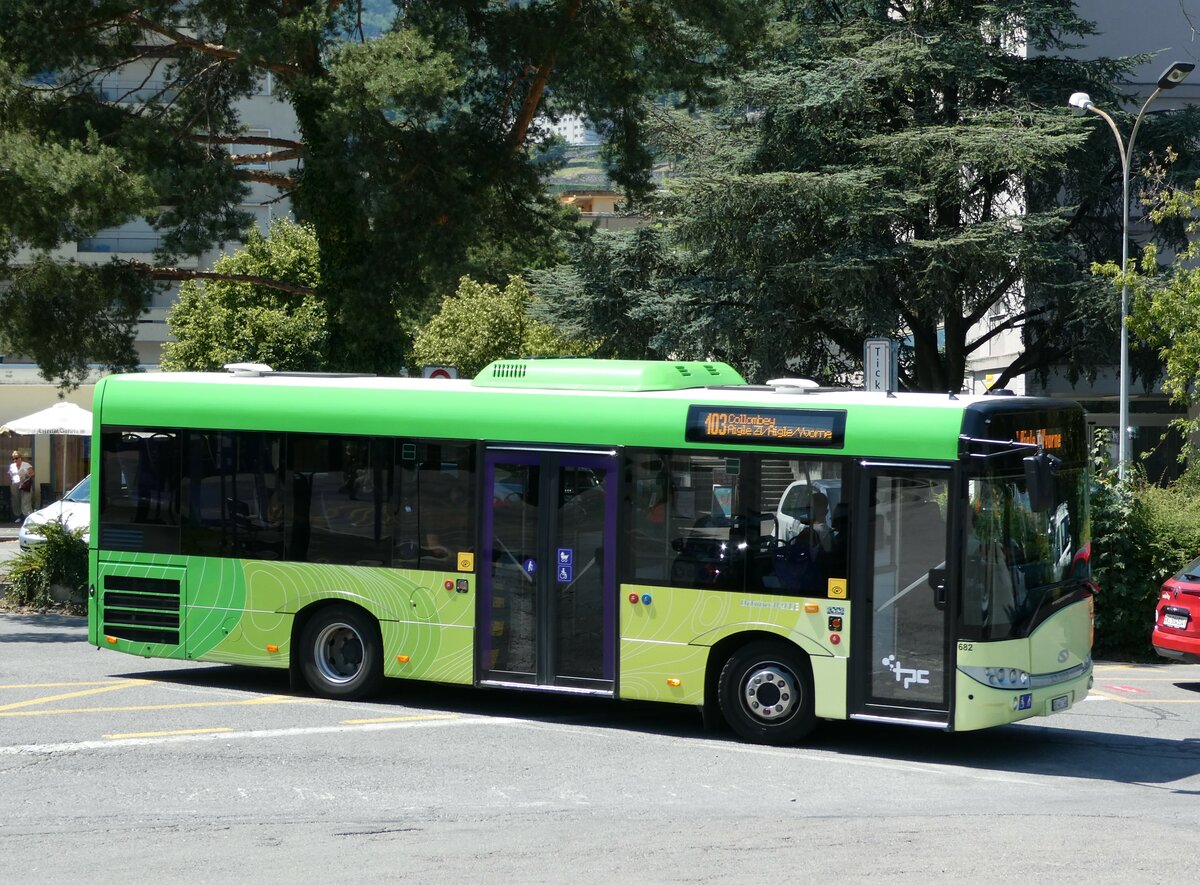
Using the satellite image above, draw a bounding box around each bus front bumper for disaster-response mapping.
[953,660,1093,731]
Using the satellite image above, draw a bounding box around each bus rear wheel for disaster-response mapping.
[299,604,383,700]
[718,640,816,745]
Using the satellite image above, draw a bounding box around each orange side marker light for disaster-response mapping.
[397,655,411,664]
[666,678,681,687]
[105,635,118,645]
[266,645,279,653]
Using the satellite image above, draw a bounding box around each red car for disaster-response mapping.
[1153,555,1200,664]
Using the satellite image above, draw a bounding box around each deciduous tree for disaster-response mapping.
[161,219,327,372]
[411,275,593,377]
[1123,174,1200,439]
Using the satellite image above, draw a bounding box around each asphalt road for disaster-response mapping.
[2,612,1199,883]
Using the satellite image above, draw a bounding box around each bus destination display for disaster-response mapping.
[686,405,846,448]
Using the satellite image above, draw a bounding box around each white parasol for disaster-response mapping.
[1,402,93,500]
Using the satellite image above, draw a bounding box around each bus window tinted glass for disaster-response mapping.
[99,429,181,553]
[286,436,393,565]
[393,442,475,570]
[628,452,847,596]
[962,466,1090,640]
[752,459,847,596]
[182,431,284,560]
[633,453,747,592]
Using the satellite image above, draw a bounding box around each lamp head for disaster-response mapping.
[1157,61,1195,90]
[1068,92,1094,115]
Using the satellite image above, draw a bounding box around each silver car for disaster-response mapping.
[18,476,90,550]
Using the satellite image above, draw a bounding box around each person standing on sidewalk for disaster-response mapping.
[8,451,34,523]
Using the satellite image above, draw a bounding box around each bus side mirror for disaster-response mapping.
[928,567,947,610]
[1023,451,1062,512]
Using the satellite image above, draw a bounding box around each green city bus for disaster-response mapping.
[88,359,1095,744]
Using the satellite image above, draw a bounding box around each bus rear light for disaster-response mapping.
[804,603,819,613]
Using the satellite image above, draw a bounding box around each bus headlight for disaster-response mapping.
[961,666,1031,689]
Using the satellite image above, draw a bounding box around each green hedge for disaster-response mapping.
[3,521,88,612]
[1090,438,1200,659]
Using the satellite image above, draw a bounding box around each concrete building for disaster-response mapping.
[544,113,600,147]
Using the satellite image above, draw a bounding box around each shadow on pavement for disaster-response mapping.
[12,605,1193,790]
[106,662,1200,791]
[0,611,86,643]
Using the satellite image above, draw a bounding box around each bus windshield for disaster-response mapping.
[961,464,1090,640]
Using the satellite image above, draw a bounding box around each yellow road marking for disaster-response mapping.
[0,695,323,718]
[104,727,233,740]
[341,714,459,725]
[0,680,145,712]
[0,681,121,690]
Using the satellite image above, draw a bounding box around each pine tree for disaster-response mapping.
[539,0,1199,390]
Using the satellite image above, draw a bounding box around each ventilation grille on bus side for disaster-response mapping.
[102,575,182,645]
[489,362,528,379]
[674,363,726,378]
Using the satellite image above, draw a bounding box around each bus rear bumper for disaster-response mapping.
[953,666,1093,731]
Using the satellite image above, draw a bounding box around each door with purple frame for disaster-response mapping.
[478,448,617,693]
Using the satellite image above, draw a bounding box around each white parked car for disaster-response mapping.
[18,476,90,550]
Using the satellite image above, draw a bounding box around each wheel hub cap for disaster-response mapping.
[315,623,364,684]
[743,664,798,722]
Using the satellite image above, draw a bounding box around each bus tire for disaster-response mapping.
[718,640,816,745]
[298,604,384,700]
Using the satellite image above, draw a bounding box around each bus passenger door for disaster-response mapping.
[478,448,617,694]
[851,465,952,726]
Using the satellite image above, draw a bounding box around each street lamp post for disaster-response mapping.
[1069,61,1195,480]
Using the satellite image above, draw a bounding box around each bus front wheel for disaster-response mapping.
[298,604,384,700]
[718,640,816,745]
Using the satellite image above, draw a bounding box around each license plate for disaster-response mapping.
[1051,694,1070,712]
[1164,614,1189,629]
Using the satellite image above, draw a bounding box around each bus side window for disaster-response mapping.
[99,428,181,554]
[628,454,672,583]
[667,455,745,592]
[285,434,394,566]
[750,458,846,597]
[393,441,475,571]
